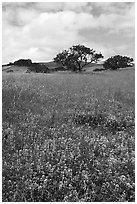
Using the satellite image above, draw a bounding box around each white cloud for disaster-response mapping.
[2,2,135,64]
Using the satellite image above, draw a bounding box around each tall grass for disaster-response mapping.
[2,70,135,201]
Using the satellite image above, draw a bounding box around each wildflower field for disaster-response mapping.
[2,68,135,202]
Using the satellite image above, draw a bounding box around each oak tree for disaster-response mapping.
[54,45,104,71]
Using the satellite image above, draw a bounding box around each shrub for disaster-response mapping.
[103,55,134,70]
[7,69,13,73]
[14,59,32,67]
[29,63,49,73]
[93,68,105,72]
[52,66,66,72]
[26,69,31,73]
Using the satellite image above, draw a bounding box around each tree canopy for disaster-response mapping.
[103,55,134,70]
[54,45,104,71]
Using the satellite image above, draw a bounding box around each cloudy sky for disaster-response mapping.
[2,2,135,64]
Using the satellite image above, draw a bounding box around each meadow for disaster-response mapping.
[2,68,135,201]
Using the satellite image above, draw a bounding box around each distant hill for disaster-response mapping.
[2,60,105,73]
[2,61,60,71]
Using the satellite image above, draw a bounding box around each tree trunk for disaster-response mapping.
[76,61,82,72]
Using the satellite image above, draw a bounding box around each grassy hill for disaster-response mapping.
[2,65,30,73]
[39,61,59,69]
[2,61,60,71]
[2,61,134,75]
[2,61,104,73]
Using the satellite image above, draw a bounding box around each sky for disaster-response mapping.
[2,2,135,64]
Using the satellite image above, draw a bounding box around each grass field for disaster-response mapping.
[2,68,135,201]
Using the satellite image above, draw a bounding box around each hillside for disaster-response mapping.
[2,65,30,73]
[2,61,103,73]
[39,61,59,69]
[2,61,134,74]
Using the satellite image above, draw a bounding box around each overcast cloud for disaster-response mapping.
[2,2,135,64]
